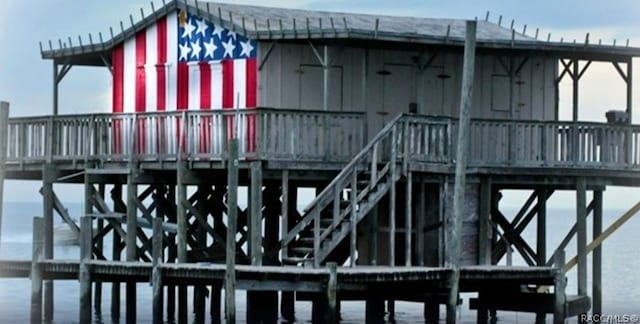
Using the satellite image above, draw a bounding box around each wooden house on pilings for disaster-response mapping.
[1,0,640,322]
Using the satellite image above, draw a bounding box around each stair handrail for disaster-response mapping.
[282,114,405,247]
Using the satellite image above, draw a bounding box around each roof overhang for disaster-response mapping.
[41,0,640,66]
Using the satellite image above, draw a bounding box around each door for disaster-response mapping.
[381,63,415,128]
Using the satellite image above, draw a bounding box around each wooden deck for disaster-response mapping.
[0,259,558,291]
[5,109,640,184]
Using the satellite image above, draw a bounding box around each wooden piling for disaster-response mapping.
[448,20,477,324]
[249,161,263,266]
[210,281,222,324]
[126,170,138,323]
[79,217,93,323]
[0,102,8,251]
[592,190,603,315]
[152,218,164,324]
[176,163,188,324]
[327,262,338,324]
[478,177,491,265]
[225,138,239,324]
[576,177,587,306]
[553,251,566,324]
[111,185,123,322]
[30,217,44,324]
[42,165,55,321]
[404,172,412,266]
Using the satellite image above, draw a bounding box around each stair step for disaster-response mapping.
[282,256,313,265]
[291,247,313,254]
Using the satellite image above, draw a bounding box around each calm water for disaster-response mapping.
[0,201,639,323]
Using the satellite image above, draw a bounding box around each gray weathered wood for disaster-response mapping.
[42,165,55,321]
[79,217,93,324]
[281,170,289,260]
[111,185,123,322]
[150,223,165,322]
[0,102,8,250]
[389,125,397,266]
[225,139,239,324]
[448,20,476,324]
[405,172,412,266]
[417,182,425,266]
[478,177,491,265]
[592,189,603,315]
[250,161,263,266]
[30,217,44,324]
[553,250,566,324]
[350,170,357,267]
[326,262,338,324]
[126,169,138,324]
[576,177,587,303]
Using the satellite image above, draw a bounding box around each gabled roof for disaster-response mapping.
[41,0,640,66]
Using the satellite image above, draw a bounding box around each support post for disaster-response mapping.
[126,170,138,324]
[225,139,239,324]
[536,189,548,324]
[79,217,93,324]
[323,45,330,111]
[417,182,426,266]
[405,172,412,266]
[627,58,633,124]
[249,161,263,266]
[592,190,603,315]
[576,177,587,304]
[152,218,164,324]
[478,177,491,265]
[111,185,123,322]
[572,60,579,122]
[326,262,338,324]
[553,251,566,324]
[42,165,55,321]
[0,102,8,250]
[30,217,44,324]
[389,126,397,266]
[176,163,188,324]
[53,62,59,116]
[448,20,476,323]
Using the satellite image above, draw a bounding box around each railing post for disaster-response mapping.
[350,169,357,267]
[313,208,320,268]
[389,124,397,266]
[370,142,378,184]
[403,118,409,176]
[46,116,54,163]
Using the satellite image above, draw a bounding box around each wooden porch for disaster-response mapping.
[4,108,640,181]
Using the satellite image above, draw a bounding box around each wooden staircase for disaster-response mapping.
[281,115,405,267]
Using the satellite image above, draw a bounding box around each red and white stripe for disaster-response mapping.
[112,11,258,154]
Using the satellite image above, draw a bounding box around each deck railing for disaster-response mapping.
[5,111,640,171]
[5,108,366,165]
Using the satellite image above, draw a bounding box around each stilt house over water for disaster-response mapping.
[1,0,640,323]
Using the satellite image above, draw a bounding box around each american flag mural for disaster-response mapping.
[112,10,258,154]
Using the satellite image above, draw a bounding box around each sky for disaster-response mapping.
[2,0,640,209]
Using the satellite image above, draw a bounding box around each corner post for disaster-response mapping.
[448,20,477,323]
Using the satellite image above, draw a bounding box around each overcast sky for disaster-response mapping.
[2,0,640,209]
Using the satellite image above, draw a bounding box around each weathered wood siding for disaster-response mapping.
[258,43,557,140]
